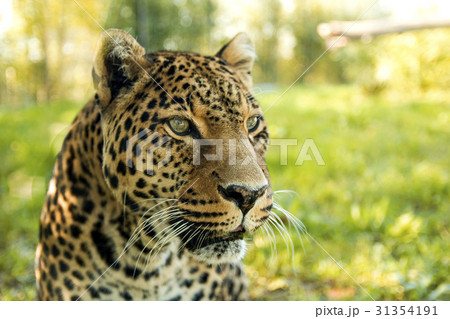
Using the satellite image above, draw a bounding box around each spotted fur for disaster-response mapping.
[35,29,272,300]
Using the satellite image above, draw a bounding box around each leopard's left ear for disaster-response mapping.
[216,33,256,89]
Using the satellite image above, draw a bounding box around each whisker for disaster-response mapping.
[195,227,211,251]
[273,202,306,233]
[76,179,200,300]
[261,223,276,263]
[270,213,297,272]
[140,219,183,272]
[134,214,183,273]
[178,224,203,252]
[264,219,278,260]
[125,207,179,252]
[268,215,293,259]
[273,202,308,256]
[273,189,301,199]
[144,220,195,272]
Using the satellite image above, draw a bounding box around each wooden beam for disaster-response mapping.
[317,17,450,44]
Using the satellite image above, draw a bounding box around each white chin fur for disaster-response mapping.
[190,240,247,264]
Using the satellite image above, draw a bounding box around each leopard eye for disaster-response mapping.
[168,117,190,135]
[246,115,260,132]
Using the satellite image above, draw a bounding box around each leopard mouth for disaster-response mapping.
[189,237,247,264]
[184,230,245,251]
[170,216,247,263]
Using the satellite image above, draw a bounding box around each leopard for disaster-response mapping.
[35,29,272,301]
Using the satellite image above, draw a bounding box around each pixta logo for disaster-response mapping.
[125,130,325,174]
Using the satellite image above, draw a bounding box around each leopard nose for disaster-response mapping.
[218,184,268,215]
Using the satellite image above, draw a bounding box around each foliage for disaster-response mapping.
[335,29,450,95]
[3,0,450,106]
[105,0,216,52]
[0,86,448,300]
[0,0,109,104]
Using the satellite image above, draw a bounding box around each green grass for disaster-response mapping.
[0,86,448,300]
[245,85,449,300]
[0,101,80,300]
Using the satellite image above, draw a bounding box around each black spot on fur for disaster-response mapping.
[90,228,121,270]
[120,291,133,301]
[49,264,58,280]
[192,290,204,301]
[140,112,149,122]
[72,270,84,280]
[51,245,60,257]
[169,295,181,301]
[167,65,176,76]
[227,278,235,296]
[124,117,132,130]
[147,99,157,109]
[133,190,149,199]
[70,224,82,238]
[82,199,95,214]
[117,160,127,176]
[71,186,88,197]
[136,178,146,188]
[99,286,112,295]
[75,255,85,267]
[199,272,209,283]
[109,175,118,189]
[124,266,142,278]
[59,260,69,272]
[55,287,64,300]
[119,137,128,153]
[209,281,218,299]
[180,279,193,288]
[64,277,75,290]
[57,236,66,246]
[189,266,199,274]
[89,287,100,299]
[144,269,159,280]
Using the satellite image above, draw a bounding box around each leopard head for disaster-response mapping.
[92,29,272,264]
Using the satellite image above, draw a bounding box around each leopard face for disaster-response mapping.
[93,29,272,264]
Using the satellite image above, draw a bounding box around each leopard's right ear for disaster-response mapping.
[92,29,148,109]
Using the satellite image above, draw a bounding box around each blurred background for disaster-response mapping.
[0,0,448,300]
